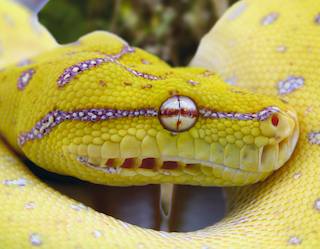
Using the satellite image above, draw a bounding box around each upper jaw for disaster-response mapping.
[73,113,298,186]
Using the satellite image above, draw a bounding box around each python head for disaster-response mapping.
[14,32,299,186]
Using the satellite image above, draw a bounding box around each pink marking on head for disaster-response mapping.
[18,105,280,147]
[57,45,135,87]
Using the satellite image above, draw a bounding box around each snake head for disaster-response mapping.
[16,32,299,186]
[158,94,298,177]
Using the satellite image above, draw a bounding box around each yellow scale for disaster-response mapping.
[0,0,318,248]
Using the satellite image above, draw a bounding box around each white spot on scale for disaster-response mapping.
[72,67,80,73]
[120,221,130,229]
[314,198,320,211]
[188,79,199,86]
[141,59,151,64]
[315,13,320,24]
[226,2,248,20]
[288,236,302,245]
[17,59,32,67]
[25,201,36,209]
[201,246,211,249]
[3,178,28,186]
[278,76,304,95]
[159,231,170,238]
[261,12,279,26]
[30,233,42,246]
[230,216,249,225]
[1,155,17,163]
[225,75,237,85]
[308,132,320,145]
[276,45,287,53]
[304,106,313,116]
[292,172,302,180]
[70,203,87,211]
[92,230,102,238]
[137,243,145,249]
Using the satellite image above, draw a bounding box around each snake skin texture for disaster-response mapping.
[192,0,320,247]
[0,0,317,248]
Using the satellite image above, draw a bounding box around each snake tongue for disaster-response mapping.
[159,184,175,230]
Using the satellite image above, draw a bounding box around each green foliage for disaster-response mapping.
[39,0,238,66]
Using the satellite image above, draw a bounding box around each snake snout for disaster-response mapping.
[260,108,299,171]
[192,107,299,184]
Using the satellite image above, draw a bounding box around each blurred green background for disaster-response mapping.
[36,0,239,66]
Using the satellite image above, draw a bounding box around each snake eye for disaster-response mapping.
[159,95,198,132]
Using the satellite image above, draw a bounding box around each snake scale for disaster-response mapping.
[0,0,318,248]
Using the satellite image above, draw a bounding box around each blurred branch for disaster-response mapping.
[211,0,229,18]
[111,0,121,32]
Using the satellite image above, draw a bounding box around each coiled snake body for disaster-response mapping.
[0,0,318,248]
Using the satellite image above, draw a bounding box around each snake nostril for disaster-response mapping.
[271,114,279,127]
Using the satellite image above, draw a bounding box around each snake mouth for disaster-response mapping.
[67,108,299,186]
[75,155,269,185]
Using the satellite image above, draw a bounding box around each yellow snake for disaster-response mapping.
[0,0,318,248]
